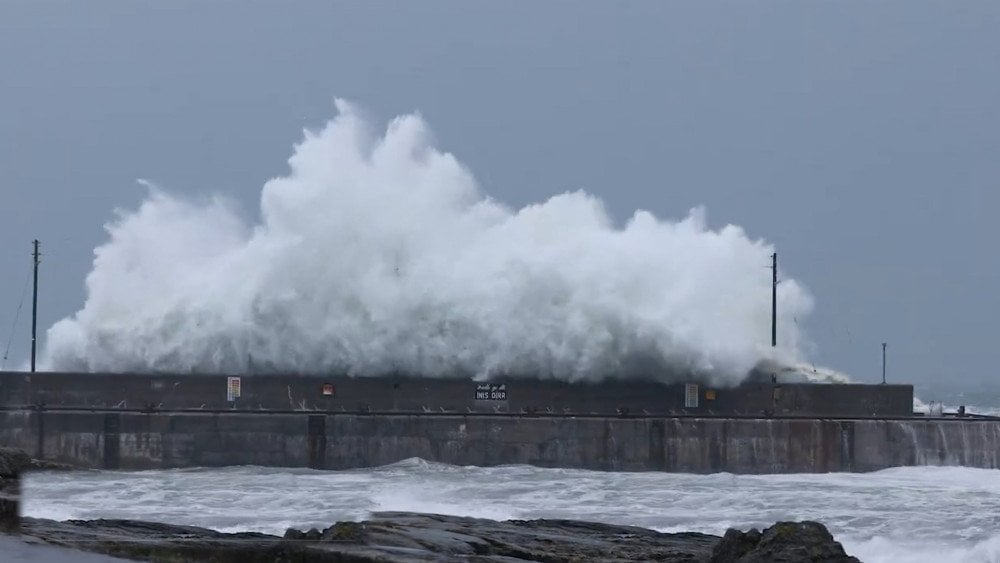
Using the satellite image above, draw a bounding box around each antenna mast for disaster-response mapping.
[771,252,777,347]
[31,240,39,372]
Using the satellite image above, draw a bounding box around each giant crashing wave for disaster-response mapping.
[42,100,821,387]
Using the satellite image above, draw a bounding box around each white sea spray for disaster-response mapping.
[42,101,815,384]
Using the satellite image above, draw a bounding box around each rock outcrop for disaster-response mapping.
[712,521,860,562]
[16,512,861,562]
[0,447,30,533]
[0,446,78,533]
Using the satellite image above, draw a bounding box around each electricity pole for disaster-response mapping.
[771,253,777,347]
[881,342,887,384]
[31,240,40,372]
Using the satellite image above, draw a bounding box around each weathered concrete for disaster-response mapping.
[2,371,990,473]
[1,408,997,473]
[0,371,915,417]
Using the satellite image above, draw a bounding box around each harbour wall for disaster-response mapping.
[0,371,914,417]
[0,409,998,473]
[2,371,995,474]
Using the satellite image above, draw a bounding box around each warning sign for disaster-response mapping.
[227,377,241,402]
[684,383,699,408]
[475,383,507,401]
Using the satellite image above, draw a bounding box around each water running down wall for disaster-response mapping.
[2,372,993,474]
[1,410,998,474]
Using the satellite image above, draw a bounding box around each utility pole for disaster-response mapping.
[771,252,777,347]
[31,240,40,373]
[881,342,887,384]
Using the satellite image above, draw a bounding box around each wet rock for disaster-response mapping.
[0,478,19,534]
[0,447,82,534]
[17,512,861,563]
[712,527,762,562]
[0,447,32,478]
[711,521,860,563]
[0,448,29,533]
[18,513,718,562]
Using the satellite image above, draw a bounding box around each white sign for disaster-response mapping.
[684,383,699,408]
[227,377,241,402]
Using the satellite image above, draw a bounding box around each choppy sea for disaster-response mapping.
[22,458,1000,563]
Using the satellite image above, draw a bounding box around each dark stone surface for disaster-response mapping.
[0,447,29,533]
[0,446,33,477]
[0,447,81,533]
[0,445,80,474]
[0,478,18,534]
[14,512,861,563]
[712,521,860,563]
[0,536,134,562]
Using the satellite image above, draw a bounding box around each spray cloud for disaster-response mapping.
[43,100,813,385]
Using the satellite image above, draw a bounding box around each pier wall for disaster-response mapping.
[0,371,914,417]
[1,409,998,473]
[2,371,991,474]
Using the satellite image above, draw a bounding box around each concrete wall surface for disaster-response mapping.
[1,409,996,474]
[0,372,914,417]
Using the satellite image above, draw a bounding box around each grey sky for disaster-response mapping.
[1,2,998,396]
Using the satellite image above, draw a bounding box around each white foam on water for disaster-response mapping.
[21,462,1000,562]
[848,535,1000,563]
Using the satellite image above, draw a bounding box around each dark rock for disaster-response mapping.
[0,478,19,534]
[712,527,762,562]
[0,447,83,534]
[19,512,722,562]
[0,448,29,534]
[711,521,860,563]
[282,527,322,541]
[19,512,861,562]
[15,514,866,563]
[320,521,366,542]
[0,447,32,478]
[0,446,85,476]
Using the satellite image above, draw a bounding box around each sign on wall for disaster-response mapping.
[227,376,241,402]
[684,383,699,408]
[475,383,508,401]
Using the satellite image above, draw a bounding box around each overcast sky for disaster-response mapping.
[1,1,998,395]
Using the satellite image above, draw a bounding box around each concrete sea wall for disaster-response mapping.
[0,371,915,417]
[1,371,993,474]
[1,408,998,473]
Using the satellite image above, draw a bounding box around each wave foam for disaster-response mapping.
[43,100,813,384]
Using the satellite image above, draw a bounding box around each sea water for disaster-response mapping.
[22,460,1000,563]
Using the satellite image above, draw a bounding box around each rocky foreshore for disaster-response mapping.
[2,447,861,562]
[18,513,860,562]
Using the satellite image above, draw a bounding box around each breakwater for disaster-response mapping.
[2,409,1000,473]
[1,371,997,473]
